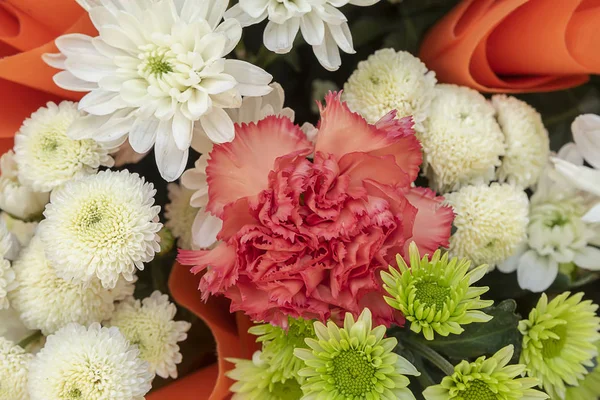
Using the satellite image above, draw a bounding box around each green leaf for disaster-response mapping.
[424,300,523,363]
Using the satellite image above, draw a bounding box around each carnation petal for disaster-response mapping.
[403,187,453,255]
[206,116,312,217]
[315,93,421,180]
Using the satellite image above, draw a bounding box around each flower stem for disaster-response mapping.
[405,336,455,377]
[18,331,42,350]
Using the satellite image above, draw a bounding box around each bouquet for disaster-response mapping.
[1,0,600,399]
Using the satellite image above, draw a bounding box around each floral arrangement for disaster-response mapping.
[1,0,600,399]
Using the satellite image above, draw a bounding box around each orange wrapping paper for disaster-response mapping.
[147,263,259,400]
[419,0,600,93]
[0,0,94,150]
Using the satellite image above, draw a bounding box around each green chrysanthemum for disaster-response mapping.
[519,292,600,399]
[227,351,303,400]
[565,343,600,400]
[423,345,548,400]
[248,317,315,382]
[381,242,493,340]
[294,308,419,400]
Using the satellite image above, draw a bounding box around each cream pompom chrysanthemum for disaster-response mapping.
[165,183,198,250]
[28,322,153,400]
[0,337,33,400]
[14,101,115,192]
[493,95,550,189]
[0,151,49,221]
[9,236,135,335]
[421,84,505,192]
[39,170,162,288]
[108,291,191,379]
[0,258,15,310]
[445,183,529,267]
[343,49,436,130]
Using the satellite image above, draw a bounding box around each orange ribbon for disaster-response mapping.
[419,0,600,93]
[0,0,94,153]
[148,263,258,400]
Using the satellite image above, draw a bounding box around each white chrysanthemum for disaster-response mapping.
[109,291,191,379]
[13,101,114,192]
[0,307,33,344]
[343,49,436,130]
[1,212,37,248]
[0,259,15,310]
[0,151,49,221]
[28,323,153,400]
[499,195,600,292]
[492,95,550,189]
[45,0,273,182]
[421,84,505,193]
[165,183,198,250]
[38,170,161,288]
[226,0,380,71]
[446,183,529,267]
[0,337,32,400]
[9,236,135,335]
[0,219,19,261]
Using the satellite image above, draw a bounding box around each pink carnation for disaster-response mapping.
[179,93,454,327]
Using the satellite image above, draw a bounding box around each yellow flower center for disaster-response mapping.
[461,380,496,400]
[331,350,376,397]
[414,280,451,310]
[541,324,568,359]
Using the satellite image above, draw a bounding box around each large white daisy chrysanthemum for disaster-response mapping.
[14,101,115,192]
[225,0,380,71]
[0,151,49,221]
[9,236,135,335]
[28,323,153,400]
[421,84,506,193]
[492,95,550,189]
[108,291,191,379]
[343,49,437,130]
[44,0,273,181]
[38,170,162,288]
[0,337,32,400]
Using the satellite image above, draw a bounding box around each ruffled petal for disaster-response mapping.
[206,116,312,217]
[192,211,223,249]
[402,187,453,255]
[315,93,422,181]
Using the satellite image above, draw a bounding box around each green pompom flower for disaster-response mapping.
[294,308,420,400]
[422,345,548,400]
[227,351,303,400]
[248,317,315,382]
[381,242,493,340]
[566,343,600,400]
[519,292,600,399]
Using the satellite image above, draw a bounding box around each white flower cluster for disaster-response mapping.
[341,49,554,272]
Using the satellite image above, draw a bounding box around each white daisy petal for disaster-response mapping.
[573,246,600,270]
[517,251,558,293]
[264,19,299,54]
[312,27,341,71]
[200,107,235,143]
[129,118,160,153]
[192,211,223,248]
[300,12,325,46]
[572,113,600,169]
[155,122,189,182]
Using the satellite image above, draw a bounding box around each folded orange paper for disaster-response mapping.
[419,0,599,93]
[0,0,95,150]
[147,263,259,400]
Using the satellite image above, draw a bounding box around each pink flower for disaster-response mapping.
[179,93,454,327]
